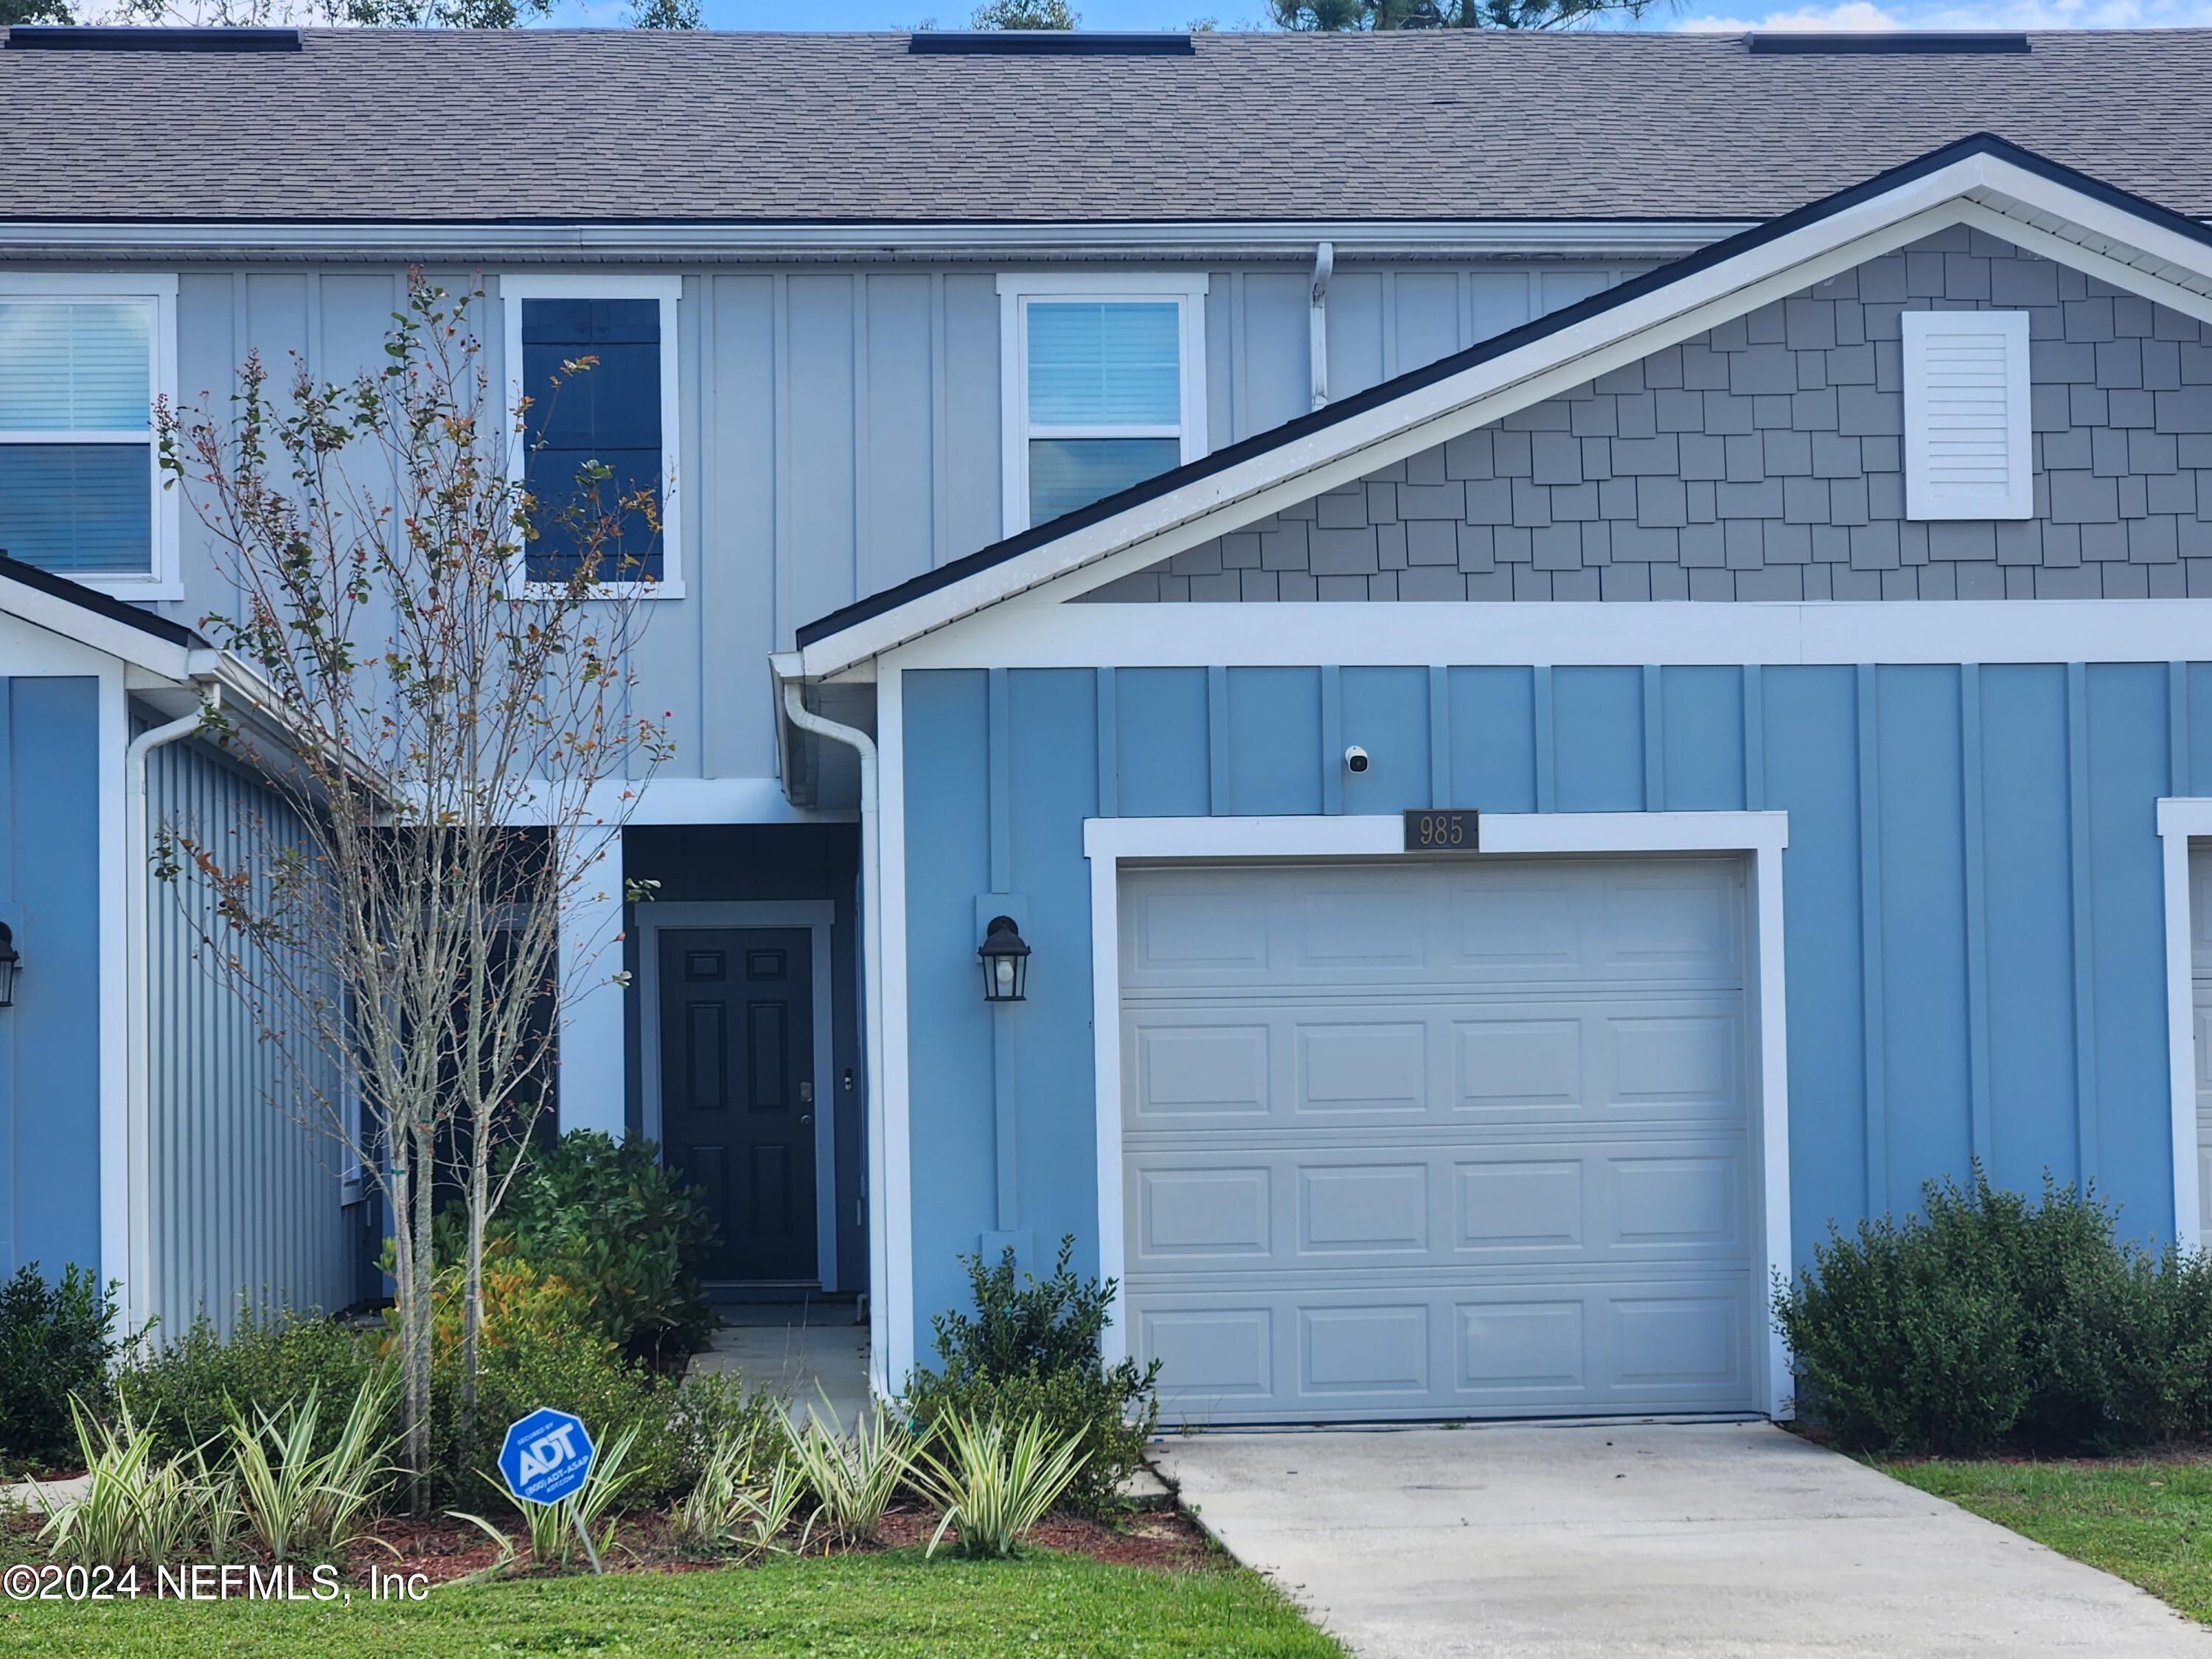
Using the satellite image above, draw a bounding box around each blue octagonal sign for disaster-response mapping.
[498,1408,595,1507]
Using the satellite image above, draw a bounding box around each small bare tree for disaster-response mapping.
[156,277,669,1509]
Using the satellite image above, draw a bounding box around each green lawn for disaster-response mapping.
[1883,1457,2212,1623]
[0,1548,1341,1658]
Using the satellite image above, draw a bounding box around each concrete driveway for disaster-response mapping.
[1152,1422,2211,1658]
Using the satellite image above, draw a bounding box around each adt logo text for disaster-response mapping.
[498,1408,595,1507]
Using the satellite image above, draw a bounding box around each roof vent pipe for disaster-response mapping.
[1310,240,1335,411]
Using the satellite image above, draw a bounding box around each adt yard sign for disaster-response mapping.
[498,1408,594,1507]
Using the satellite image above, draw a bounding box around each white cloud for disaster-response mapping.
[1677,0,2212,27]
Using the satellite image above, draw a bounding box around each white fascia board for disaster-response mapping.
[0,574,195,680]
[0,218,1748,265]
[886,595,2212,675]
[803,154,2212,682]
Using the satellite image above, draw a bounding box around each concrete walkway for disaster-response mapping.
[689,1304,872,1427]
[1153,1422,2212,1658]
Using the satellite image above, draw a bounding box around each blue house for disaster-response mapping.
[10,24,2212,1423]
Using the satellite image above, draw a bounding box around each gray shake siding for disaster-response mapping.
[1086,229,2212,603]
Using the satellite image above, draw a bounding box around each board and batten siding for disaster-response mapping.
[137,258,1641,782]
[897,661,2189,1352]
[145,733,352,1332]
[1091,229,2212,603]
[0,676,103,1283]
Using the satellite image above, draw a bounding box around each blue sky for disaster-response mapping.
[686,0,2212,30]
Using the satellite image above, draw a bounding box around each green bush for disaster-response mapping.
[0,1263,122,1467]
[116,1307,386,1470]
[904,1237,1159,1515]
[483,1130,717,1369]
[1776,1170,2212,1455]
[431,1320,773,1512]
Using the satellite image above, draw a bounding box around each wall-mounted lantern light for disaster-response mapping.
[978,914,1031,1005]
[0,922,20,1009]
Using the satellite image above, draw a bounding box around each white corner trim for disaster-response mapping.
[497,272,686,600]
[633,900,840,1292]
[996,271,1211,542]
[0,273,182,602]
[801,153,2212,679]
[1081,809,1795,1422]
[873,666,914,1395]
[2156,797,2211,1253]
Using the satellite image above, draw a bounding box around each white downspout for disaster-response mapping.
[779,679,883,1371]
[1310,240,1335,411]
[123,686,217,1341]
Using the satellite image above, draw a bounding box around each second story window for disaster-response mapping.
[0,275,178,596]
[501,274,681,595]
[998,274,1208,535]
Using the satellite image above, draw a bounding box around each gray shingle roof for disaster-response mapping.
[4,27,2210,225]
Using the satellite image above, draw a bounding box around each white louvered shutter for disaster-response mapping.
[1903,309,2032,521]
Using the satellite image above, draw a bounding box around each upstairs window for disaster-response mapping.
[501,275,681,594]
[998,274,1207,535]
[1902,310,2032,521]
[0,276,177,594]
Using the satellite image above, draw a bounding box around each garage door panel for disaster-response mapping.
[1133,1280,1753,1421]
[1127,998,1742,1130]
[1121,862,1742,994]
[1127,1135,1745,1276]
[1121,856,1754,1422]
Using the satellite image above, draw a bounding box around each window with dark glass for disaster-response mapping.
[520,296,664,585]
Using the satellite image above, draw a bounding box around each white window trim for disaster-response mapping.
[2156,799,2212,1255]
[498,273,684,600]
[1902,307,2033,522]
[0,272,182,602]
[1080,809,1796,1422]
[997,271,1209,539]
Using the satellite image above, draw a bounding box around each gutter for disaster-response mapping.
[0,216,1751,266]
[122,681,218,1341]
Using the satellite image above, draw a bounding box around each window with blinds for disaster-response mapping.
[1902,309,2032,521]
[519,296,665,586]
[999,277,1206,534]
[0,297,157,575]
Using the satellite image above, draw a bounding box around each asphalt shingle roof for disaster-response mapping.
[3,27,2209,225]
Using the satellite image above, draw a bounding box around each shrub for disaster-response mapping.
[0,1263,122,1466]
[782,1397,918,1546]
[42,1401,198,1571]
[486,1130,717,1369]
[1776,1169,2212,1455]
[903,1237,1158,1515]
[116,1307,385,1470]
[431,1324,773,1512]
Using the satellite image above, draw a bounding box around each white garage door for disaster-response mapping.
[1119,856,1758,1424]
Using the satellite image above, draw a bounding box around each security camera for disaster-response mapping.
[1344,745,1370,774]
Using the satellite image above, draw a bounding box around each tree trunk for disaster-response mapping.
[461,1127,487,1438]
[408,1121,438,1517]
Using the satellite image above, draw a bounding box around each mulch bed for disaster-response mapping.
[340,1496,1216,1587]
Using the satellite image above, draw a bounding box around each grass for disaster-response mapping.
[1882,1456,2212,1623]
[0,1546,1342,1658]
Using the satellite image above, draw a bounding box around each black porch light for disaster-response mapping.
[978,914,1031,1004]
[0,922,20,1009]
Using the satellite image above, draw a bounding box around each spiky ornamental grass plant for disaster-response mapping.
[672,1427,813,1562]
[229,1374,399,1562]
[41,1401,198,1571]
[153,276,670,1511]
[782,1394,919,1548]
[913,1414,1090,1560]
